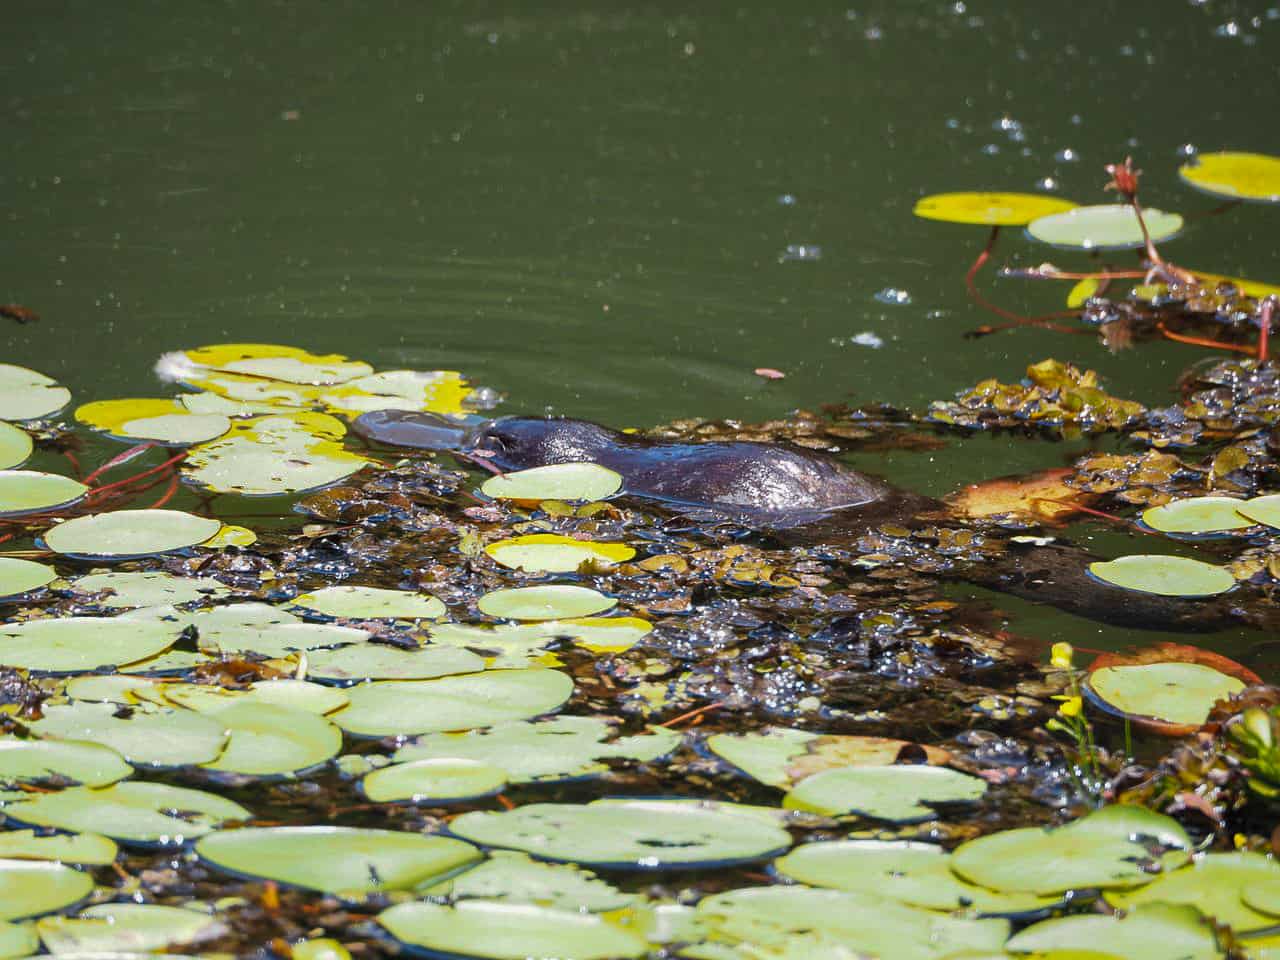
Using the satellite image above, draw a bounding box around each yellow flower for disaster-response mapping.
[1058,696,1083,718]
[1050,642,1074,669]
[1234,833,1248,850]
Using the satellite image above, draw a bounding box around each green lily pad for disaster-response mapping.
[1141,496,1255,535]
[63,674,155,703]
[448,798,792,870]
[4,781,250,844]
[199,701,343,777]
[244,679,349,715]
[392,715,681,783]
[1237,494,1280,530]
[181,413,372,497]
[0,736,133,787]
[0,617,180,673]
[124,602,369,658]
[693,886,1009,960]
[1006,902,1221,960]
[0,861,94,921]
[37,903,225,955]
[0,470,88,517]
[378,901,648,960]
[32,701,229,767]
[76,398,231,446]
[43,509,222,560]
[360,758,508,803]
[331,668,573,737]
[195,825,481,896]
[318,369,471,418]
[1085,662,1245,728]
[951,804,1191,895]
[303,642,486,682]
[484,534,635,573]
[1105,852,1280,932]
[0,558,57,600]
[427,617,651,666]
[289,585,446,620]
[0,830,117,865]
[430,851,637,912]
[481,462,622,502]
[0,422,32,470]
[1088,554,1236,597]
[783,765,987,821]
[68,571,232,609]
[0,364,72,421]
[0,920,37,959]
[774,840,1062,915]
[477,585,616,621]
[1026,204,1184,250]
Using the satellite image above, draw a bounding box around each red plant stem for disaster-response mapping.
[1259,298,1275,363]
[147,471,181,509]
[659,701,727,729]
[1156,321,1255,356]
[0,534,12,546]
[1030,498,1149,533]
[86,451,188,497]
[1185,198,1242,222]
[82,442,159,485]
[62,450,82,477]
[1019,269,1148,281]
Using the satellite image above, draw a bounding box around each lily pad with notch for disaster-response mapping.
[43,510,222,560]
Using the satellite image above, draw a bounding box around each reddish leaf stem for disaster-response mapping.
[1155,321,1255,356]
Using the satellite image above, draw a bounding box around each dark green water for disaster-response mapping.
[4,1,1280,658]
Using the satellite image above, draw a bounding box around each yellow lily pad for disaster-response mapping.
[485,534,636,573]
[319,370,471,418]
[177,343,373,385]
[912,192,1077,226]
[1179,151,1280,203]
[76,398,230,446]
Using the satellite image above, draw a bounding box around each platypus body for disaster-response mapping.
[352,410,1257,634]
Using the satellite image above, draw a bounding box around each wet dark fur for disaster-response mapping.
[355,411,1256,634]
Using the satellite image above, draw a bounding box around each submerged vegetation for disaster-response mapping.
[2,154,1280,958]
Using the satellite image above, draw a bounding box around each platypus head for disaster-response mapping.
[470,416,619,471]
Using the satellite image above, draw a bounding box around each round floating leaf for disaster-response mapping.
[1237,494,1280,530]
[1088,554,1235,597]
[64,674,154,703]
[76,398,231,446]
[481,462,622,502]
[485,534,635,573]
[1007,902,1221,960]
[319,369,471,418]
[774,840,1062,915]
[200,523,257,549]
[378,901,648,960]
[196,826,481,896]
[200,702,342,777]
[706,726,817,787]
[478,585,616,621]
[694,886,1009,960]
[304,642,485,682]
[1179,151,1280,203]
[331,668,573,737]
[0,470,88,518]
[0,422,32,470]
[1105,852,1280,932]
[912,191,1077,226]
[4,781,249,844]
[0,736,132,787]
[426,617,651,666]
[951,804,1191,895]
[69,571,232,609]
[0,617,180,674]
[43,510,222,560]
[0,558,56,600]
[783,765,986,821]
[361,758,508,803]
[289,585,446,620]
[245,679,349,715]
[37,903,225,955]
[32,701,229,767]
[118,648,217,675]
[124,602,368,659]
[0,830,117,865]
[448,799,792,870]
[1085,662,1245,730]
[1027,204,1184,250]
[176,344,373,385]
[433,851,637,912]
[0,920,37,958]
[182,413,372,497]
[392,716,681,784]
[1141,496,1255,535]
[0,364,71,422]
[0,861,93,921]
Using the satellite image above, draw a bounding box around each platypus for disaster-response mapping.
[352,410,1260,634]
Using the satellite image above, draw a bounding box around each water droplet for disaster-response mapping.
[1214,20,1242,37]
[1177,143,1198,158]
[1035,176,1060,191]
[777,193,797,206]
[951,1,966,12]
[832,331,884,349]
[864,25,883,39]
[874,288,911,305]
[981,143,1001,155]
[1055,148,1079,163]
[780,244,822,262]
